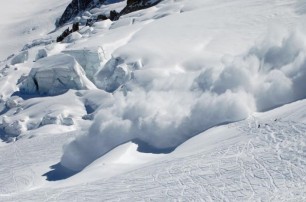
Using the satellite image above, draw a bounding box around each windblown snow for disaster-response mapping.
[0,0,306,201]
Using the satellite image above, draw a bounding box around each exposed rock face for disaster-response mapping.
[109,0,162,21]
[56,22,80,42]
[56,28,71,42]
[119,0,162,18]
[58,0,105,26]
[58,0,162,26]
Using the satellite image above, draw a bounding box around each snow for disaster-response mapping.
[0,90,87,139]
[94,56,132,92]
[60,0,306,172]
[62,32,83,43]
[1,97,306,201]
[20,54,96,95]
[0,0,71,60]
[0,0,306,200]
[63,47,105,81]
[10,51,29,65]
[35,48,48,61]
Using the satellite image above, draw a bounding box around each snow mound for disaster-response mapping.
[5,96,22,109]
[63,47,105,81]
[19,54,96,95]
[93,19,112,30]
[78,26,94,37]
[35,49,48,61]
[94,57,132,92]
[63,32,82,43]
[1,117,27,137]
[41,113,74,126]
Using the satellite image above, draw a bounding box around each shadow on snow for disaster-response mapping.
[43,163,78,181]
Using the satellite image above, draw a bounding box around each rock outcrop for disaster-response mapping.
[58,0,105,26]
[118,0,162,19]
[58,0,162,26]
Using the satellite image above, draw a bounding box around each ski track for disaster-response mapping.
[0,132,72,197]
[1,117,305,201]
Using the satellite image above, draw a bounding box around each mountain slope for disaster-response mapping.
[0,0,306,201]
[1,98,306,201]
[0,0,70,60]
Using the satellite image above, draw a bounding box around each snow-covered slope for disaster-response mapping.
[1,96,306,201]
[0,0,71,60]
[0,0,306,201]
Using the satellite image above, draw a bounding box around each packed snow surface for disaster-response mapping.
[0,0,306,201]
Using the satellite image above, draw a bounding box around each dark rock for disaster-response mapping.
[86,14,108,26]
[58,0,105,27]
[58,0,163,27]
[97,14,108,21]
[56,36,63,43]
[109,10,119,21]
[127,0,139,5]
[118,0,162,19]
[56,22,81,42]
[72,22,79,32]
[56,28,72,42]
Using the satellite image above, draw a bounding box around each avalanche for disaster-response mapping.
[0,0,306,201]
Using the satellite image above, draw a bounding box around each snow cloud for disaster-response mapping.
[61,29,306,171]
